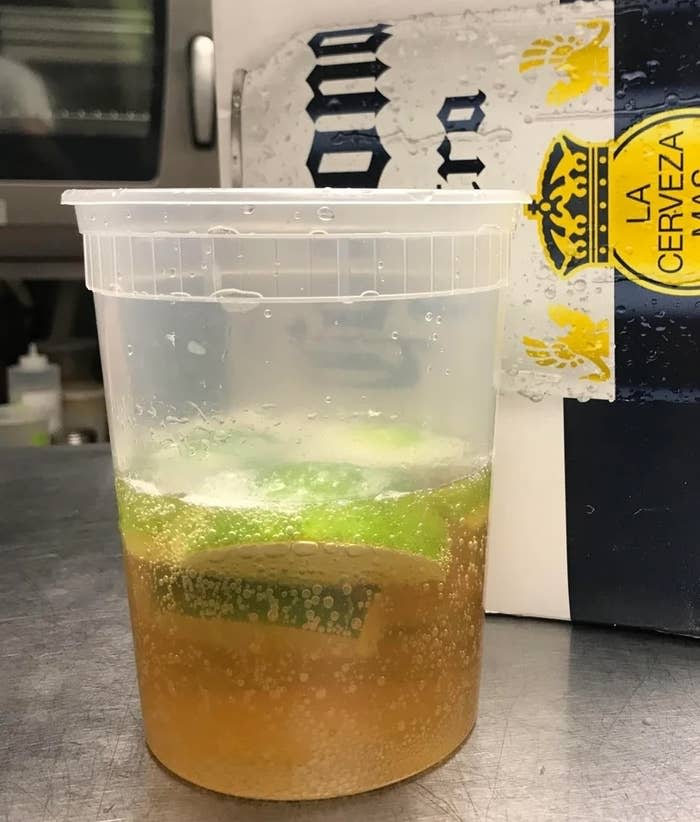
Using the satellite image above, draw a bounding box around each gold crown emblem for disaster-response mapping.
[527,133,609,278]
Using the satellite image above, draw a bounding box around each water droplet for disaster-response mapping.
[263,308,272,319]
[431,332,438,342]
[243,205,255,215]
[519,389,544,403]
[127,344,134,357]
[317,206,334,221]
[187,340,207,356]
[391,331,399,340]
[544,286,556,300]
[436,315,442,325]
[377,260,384,270]
[574,279,587,292]
[293,210,302,221]
[425,312,434,322]
[324,395,332,404]
[165,332,176,347]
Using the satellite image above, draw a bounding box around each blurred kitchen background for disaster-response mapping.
[0,0,217,444]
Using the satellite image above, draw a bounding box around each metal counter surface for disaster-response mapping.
[1,446,699,822]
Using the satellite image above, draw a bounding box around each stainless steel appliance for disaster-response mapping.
[0,0,217,271]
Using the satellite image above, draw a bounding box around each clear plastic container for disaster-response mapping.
[63,187,527,800]
[7,343,62,434]
[0,403,50,447]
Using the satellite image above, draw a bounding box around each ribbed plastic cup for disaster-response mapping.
[63,187,527,800]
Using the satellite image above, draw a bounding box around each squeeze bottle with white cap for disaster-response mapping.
[8,343,62,434]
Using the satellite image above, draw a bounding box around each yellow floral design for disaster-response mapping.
[519,20,610,105]
[523,304,611,382]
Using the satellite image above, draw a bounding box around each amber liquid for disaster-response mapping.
[123,524,486,799]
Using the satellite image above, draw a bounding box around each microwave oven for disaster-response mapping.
[0,0,218,266]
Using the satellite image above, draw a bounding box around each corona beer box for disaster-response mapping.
[213,0,700,636]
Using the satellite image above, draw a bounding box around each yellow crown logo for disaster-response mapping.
[528,108,700,295]
[527,133,609,278]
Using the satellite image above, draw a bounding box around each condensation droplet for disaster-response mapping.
[263,308,272,319]
[243,205,255,215]
[391,331,399,340]
[187,340,207,356]
[323,395,332,404]
[317,206,335,221]
[425,312,434,322]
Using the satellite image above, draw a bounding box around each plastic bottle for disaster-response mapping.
[8,343,62,434]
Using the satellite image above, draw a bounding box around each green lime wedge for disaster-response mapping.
[117,466,490,584]
[183,541,445,587]
[150,563,377,638]
[254,461,398,505]
[119,466,490,636]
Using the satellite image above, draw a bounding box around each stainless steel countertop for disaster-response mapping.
[1,446,699,822]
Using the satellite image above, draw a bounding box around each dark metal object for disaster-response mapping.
[51,427,98,445]
[1,445,699,821]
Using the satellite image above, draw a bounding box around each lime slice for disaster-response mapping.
[184,541,445,586]
[119,467,490,637]
[117,466,490,585]
[149,560,377,638]
[254,461,399,505]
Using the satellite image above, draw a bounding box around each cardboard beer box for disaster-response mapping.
[213,0,700,636]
